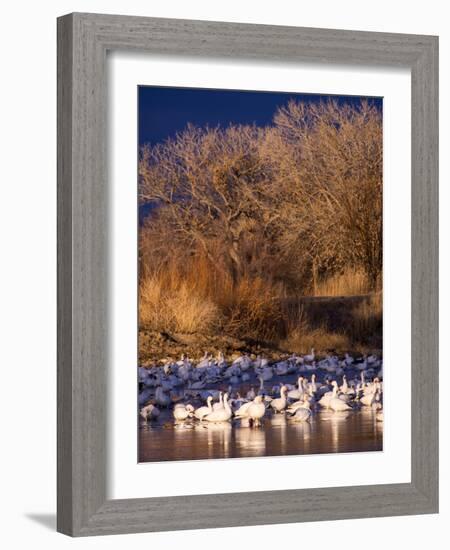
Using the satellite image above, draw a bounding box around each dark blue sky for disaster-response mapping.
[138,86,382,147]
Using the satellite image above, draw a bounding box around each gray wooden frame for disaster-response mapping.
[57,12,438,537]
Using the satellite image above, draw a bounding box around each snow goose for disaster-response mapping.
[173,404,194,422]
[287,377,305,400]
[318,381,335,409]
[203,393,232,422]
[194,396,213,421]
[234,400,253,419]
[287,396,308,414]
[247,395,266,426]
[329,382,352,412]
[270,385,288,413]
[290,400,312,422]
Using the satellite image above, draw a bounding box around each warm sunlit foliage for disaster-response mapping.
[138,99,382,347]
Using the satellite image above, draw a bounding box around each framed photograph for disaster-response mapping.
[57,13,438,536]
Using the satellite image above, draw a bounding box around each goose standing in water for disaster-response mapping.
[287,377,305,400]
[360,378,381,407]
[270,385,288,413]
[329,381,352,412]
[173,404,194,422]
[194,396,213,421]
[234,399,253,420]
[318,384,335,409]
[203,393,233,423]
[290,400,312,422]
[247,395,266,427]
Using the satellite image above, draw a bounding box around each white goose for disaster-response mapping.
[194,396,213,421]
[290,400,312,422]
[270,385,288,413]
[173,404,194,422]
[329,381,352,412]
[234,400,253,419]
[287,396,309,414]
[318,386,334,409]
[247,395,266,426]
[287,377,305,400]
[203,393,233,423]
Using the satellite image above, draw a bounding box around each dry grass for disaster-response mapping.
[280,300,349,353]
[139,254,284,339]
[139,275,221,334]
[222,276,283,340]
[351,292,382,343]
[139,254,382,352]
[314,268,371,297]
[279,291,382,353]
[280,326,350,355]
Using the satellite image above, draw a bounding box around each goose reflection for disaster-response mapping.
[289,420,312,453]
[199,421,232,458]
[235,426,266,455]
[268,413,287,454]
[327,411,351,452]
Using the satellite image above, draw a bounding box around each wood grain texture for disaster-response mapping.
[57,12,439,536]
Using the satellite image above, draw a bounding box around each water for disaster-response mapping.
[139,404,382,463]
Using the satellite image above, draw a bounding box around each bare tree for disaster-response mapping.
[267,99,382,289]
[139,99,382,297]
[139,124,278,285]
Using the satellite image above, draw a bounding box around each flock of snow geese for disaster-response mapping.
[139,349,384,428]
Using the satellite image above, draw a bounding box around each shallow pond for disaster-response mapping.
[139,400,382,463]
